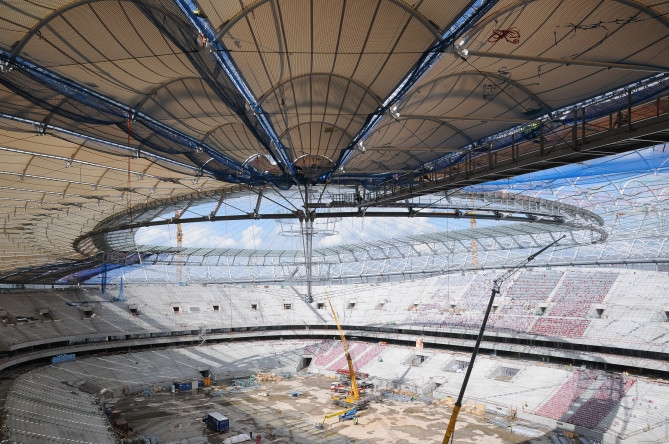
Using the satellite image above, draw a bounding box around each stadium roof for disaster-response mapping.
[0,0,668,284]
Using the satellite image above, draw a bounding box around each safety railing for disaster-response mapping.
[365,91,669,203]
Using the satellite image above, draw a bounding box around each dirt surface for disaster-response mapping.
[112,373,555,443]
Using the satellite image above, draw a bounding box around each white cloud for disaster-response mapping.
[190,233,237,248]
[135,226,173,246]
[186,224,237,248]
[314,217,440,249]
[134,216,442,252]
[241,224,263,249]
[135,224,237,249]
[318,232,344,248]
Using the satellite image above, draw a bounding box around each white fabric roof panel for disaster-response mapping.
[0,0,667,282]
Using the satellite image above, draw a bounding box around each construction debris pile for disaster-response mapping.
[379,390,433,404]
[253,373,284,383]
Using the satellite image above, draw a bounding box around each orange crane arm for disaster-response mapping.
[327,296,359,400]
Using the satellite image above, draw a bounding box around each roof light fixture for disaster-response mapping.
[390,105,401,119]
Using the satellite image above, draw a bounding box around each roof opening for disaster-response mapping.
[488,365,521,382]
[444,359,469,373]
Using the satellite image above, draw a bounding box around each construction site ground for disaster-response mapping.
[112,372,556,443]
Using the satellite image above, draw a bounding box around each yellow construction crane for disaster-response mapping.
[469,192,478,267]
[175,209,186,282]
[327,295,360,404]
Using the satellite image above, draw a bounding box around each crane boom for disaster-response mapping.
[442,235,565,443]
[318,407,356,426]
[327,296,360,401]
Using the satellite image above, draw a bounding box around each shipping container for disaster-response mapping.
[174,381,192,391]
[204,412,229,432]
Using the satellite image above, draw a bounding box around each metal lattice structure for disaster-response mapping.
[0,0,668,284]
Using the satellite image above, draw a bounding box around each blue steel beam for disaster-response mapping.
[0,49,259,183]
[173,0,298,180]
[325,0,499,181]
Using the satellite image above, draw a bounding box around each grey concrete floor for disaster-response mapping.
[111,373,556,443]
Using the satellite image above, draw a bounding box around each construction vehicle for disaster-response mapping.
[327,295,366,409]
[330,382,346,392]
[315,407,356,429]
[339,408,358,421]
